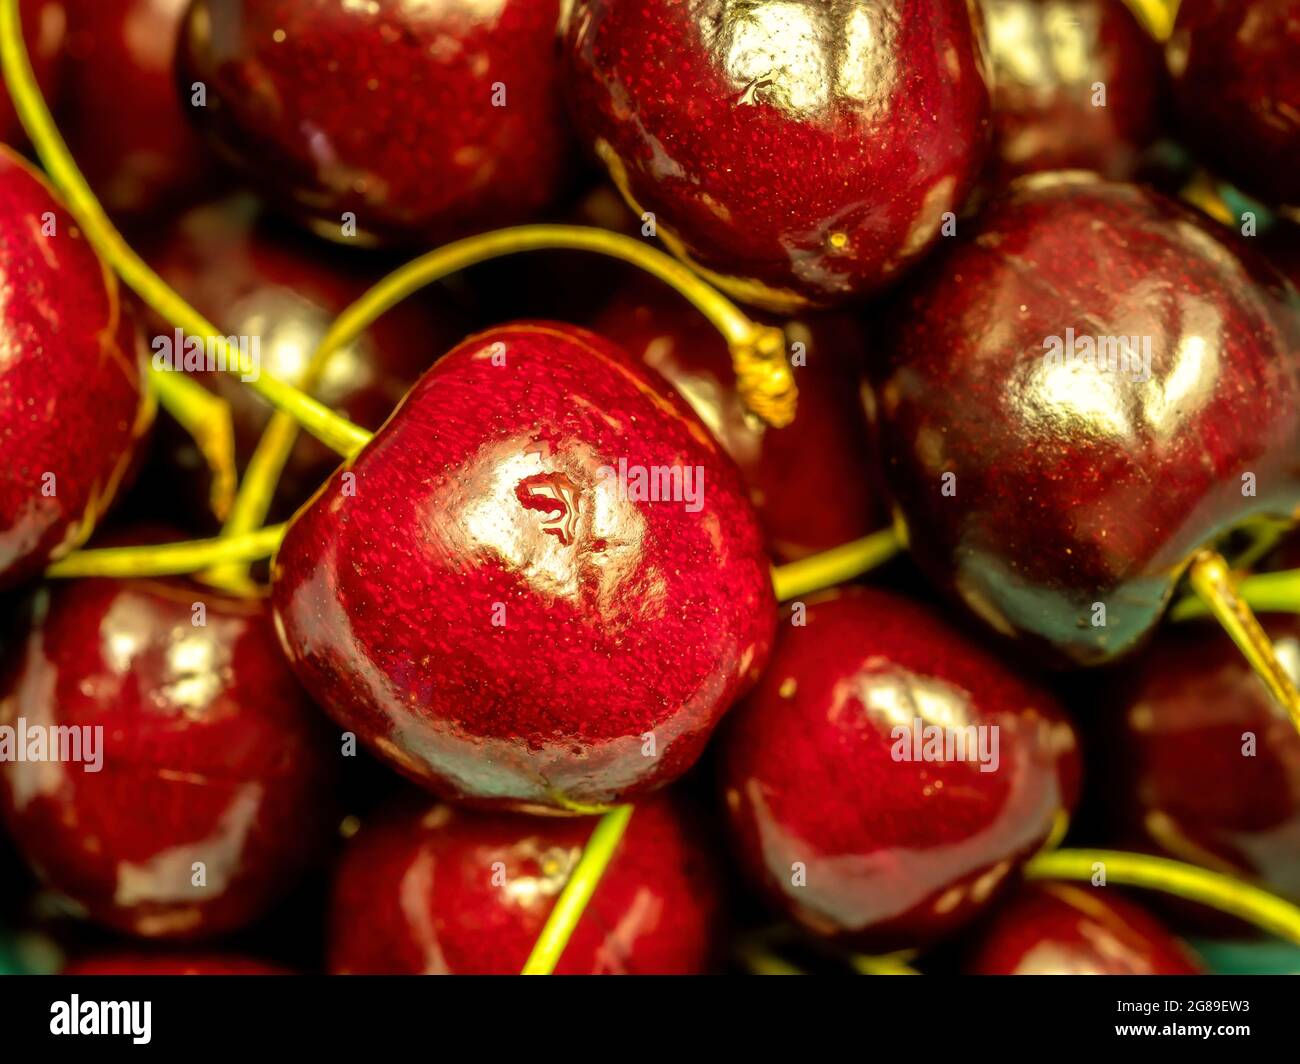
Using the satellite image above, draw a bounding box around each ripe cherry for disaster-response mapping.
[0,574,337,939]
[63,952,288,975]
[962,882,1203,974]
[328,795,723,974]
[868,173,1300,668]
[1098,618,1300,904]
[980,0,1164,182]
[590,277,881,563]
[179,0,574,245]
[563,0,991,310]
[0,147,152,589]
[271,322,774,812]
[718,587,1080,952]
[1167,0,1300,208]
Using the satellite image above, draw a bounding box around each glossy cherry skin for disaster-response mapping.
[1168,0,1300,208]
[1097,618,1300,903]
[590,278,881,563]
[719,587,1080,952]
[135,195,466,523]
[963,883,1203,974]
[563,0,991,310]
[272,322,775,812]
[180,0,573,246]
[981,0,1164,183]
[869,174,1300,668]
[64,953,289,975]
[58,0,220,220]
[0,0,65,146]
[0,148,152,589]
[0,577,337,939]
[329,794,723,974]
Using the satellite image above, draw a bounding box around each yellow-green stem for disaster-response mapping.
[520,805,634,975]
[848,953,921,976]
[1026,848,1300,945]
[46,525,287,580]
[1172,566,1300,621]
[1121,0,1179,41]
[734,940,805,976]
[771,527,903,602]
[0,0,368,460]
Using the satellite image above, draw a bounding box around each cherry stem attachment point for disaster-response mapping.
[1025,848,1300,946]
[520,804,634,975]
[0,0,368,461]
[317,224,798,428]
[46,525,287,580]
[1186,550,1300,735]
[771,527,903,602]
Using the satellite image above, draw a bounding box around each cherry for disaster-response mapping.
[134,194,466,524]
[980,0,1164,183]
[271,322,774,812]
[590,277,882,563]
[562,0,991,310]
[0,147,151,589]
[1097,618,1300,904]
[0,573,337,939]
[962,882,1203,974]
[868,173,1300,668]
[1167,0,1300,208]
[63,952,289,975]
[328,794,723,974]
[57,0,221,220]
[179,0,574,245]
[718,586,1080,952]
[0,0,63,145]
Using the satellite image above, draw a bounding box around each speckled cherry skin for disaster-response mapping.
[329,795,723,974]
[1168,0,1300,208]
[272,322,774,812]
[0,148,152,589]
[1098,619,1300,903]
[563,0,991,311]
[964,883,1202,974]
[136,195,466,523]
[981,0,1163,183]
[868,173,1300,668]
[64,953,289,975]
[179,0,573,246]
[0,0,65,146]
[58,0,219,220]
[719,587,1080,952]
[0,576,337,939]
[591,278,881,563]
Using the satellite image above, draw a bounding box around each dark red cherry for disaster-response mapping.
[719,587,1080,952]
[179,0,573,245]
[1097,618,1300,903]
[1168,0,1300,208]
[963,882,1203,974]
[271,322,775,812]
[590,277,881,563]
[563,0,991,310]
[0,148,152,589]
[58,0,221,220]
[0,575,337,939]
[868,174,1300,667]
[135,194,466,524]
[980,0,1164,182]
[0,0,65,145]
[329,795,723,974]
[64,952,289,975]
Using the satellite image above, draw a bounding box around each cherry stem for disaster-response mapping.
[770,527,903,602]
[848,953,921,976]
[0,0,369,460]
[520,804,634,975]
[1172,566,1300,621]
[45,525,287,580]
[316,224,798,428]
[1186,550,1300,735]
[734,938,806,976]
[1119,0,1178,41]
[1025,848,1300,946]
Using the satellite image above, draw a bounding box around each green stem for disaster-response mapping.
[520,805,634,975]
[0,0,369,459]
[149,371,236,520]
[1172,567,1300,621]
[1025,848,1300,945]
[770,527,903,602]
[848,953,921,976]
[46,525,287,579]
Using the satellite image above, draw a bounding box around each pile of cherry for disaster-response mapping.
[1,0,1300,977]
